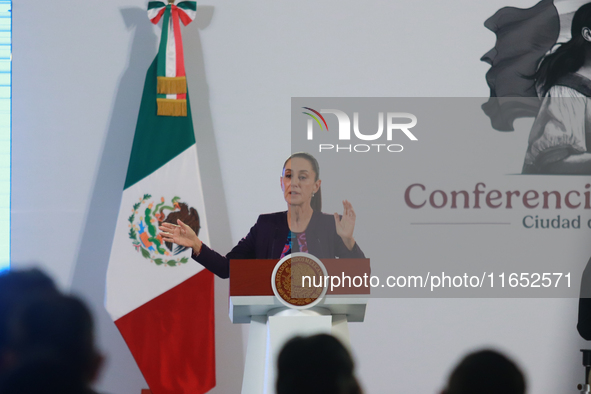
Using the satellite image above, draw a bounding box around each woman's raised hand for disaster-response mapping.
[334,200,356,251]
[159,219,203,254]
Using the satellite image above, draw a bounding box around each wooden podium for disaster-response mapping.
[229,255,370,394]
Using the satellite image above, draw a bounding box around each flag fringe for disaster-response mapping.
[157,99,187,117]
[157,77,187,94]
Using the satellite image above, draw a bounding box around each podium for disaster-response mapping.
[229,255,370,394]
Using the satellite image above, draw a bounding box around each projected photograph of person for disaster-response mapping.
[482,0,591,175]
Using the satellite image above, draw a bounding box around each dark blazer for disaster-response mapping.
[194,210,365,278]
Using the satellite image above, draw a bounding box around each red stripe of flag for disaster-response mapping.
[172,6,186,77]
[150,7,167,25]
[115,270,215,394]
[177,8,193,26]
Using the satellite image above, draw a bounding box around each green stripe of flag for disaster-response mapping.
[124,58,195,190]
[148,2,166,11]
[177,2,197,11]
[156,6,171,79]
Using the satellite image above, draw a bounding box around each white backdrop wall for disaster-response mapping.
[11,1,589,393]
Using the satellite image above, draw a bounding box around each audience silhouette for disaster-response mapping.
[0,269,540,394]
[276,334,363,394]
[0,269,103,394]
[442,349,526,394]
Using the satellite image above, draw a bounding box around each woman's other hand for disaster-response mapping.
[334,200,356,250]
[159,219,203,254]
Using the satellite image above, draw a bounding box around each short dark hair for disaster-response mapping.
[444,349,526,394]
[276,334,362,394]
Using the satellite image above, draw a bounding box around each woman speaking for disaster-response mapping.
[159,152,365,278]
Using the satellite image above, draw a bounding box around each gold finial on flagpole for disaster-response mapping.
[168,0,175,4]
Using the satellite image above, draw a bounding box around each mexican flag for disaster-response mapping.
[106,2,215,393]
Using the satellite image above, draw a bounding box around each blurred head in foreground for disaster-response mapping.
[0,268,58,359]
[0,269,102,393]
[442,349,526,394]
[276,334,362,394]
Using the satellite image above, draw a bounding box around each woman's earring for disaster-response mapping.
[312,192,315,198]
